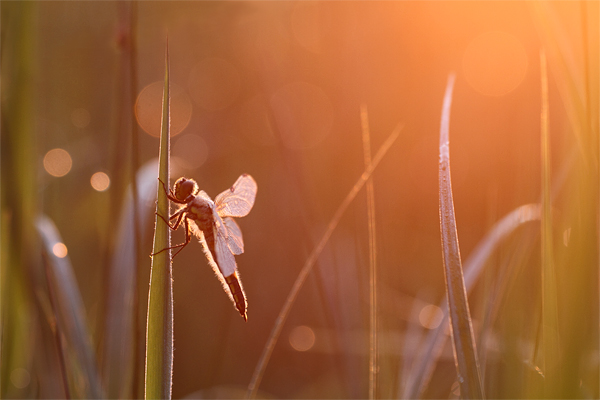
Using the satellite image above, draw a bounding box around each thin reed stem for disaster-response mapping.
[246,123,402,399]
[540,49,560,396]
[360,105,378,400]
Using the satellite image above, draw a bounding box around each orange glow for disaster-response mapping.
[135,82,192,138]
[71,107,90,128]
[270,82,333,150]
[52,242,68,258]
[418,304,444,330]
[90,172,110,191]
[188,57,241,111]
[43,148,72,177]
[289,325,316,351]
[291,2,321,53]
[462,31,528,97]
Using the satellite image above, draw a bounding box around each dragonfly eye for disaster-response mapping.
[174,177,198,201]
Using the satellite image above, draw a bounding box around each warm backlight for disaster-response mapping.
[43,148,72,177]
[462,31,528,97]
[90,172,110,191]
[52,242,68,258]
[135,82,192,138]
[289,325,316,351]
[188,57,241,111]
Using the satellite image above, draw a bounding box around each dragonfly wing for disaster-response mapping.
[215,174,257,218]
[213,216,237,277]
[224,217,244,255]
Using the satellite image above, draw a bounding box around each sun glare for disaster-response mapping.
[462,31,528,97]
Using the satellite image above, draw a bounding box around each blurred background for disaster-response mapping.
[2,1,598,399]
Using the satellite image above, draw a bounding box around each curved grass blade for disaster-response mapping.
[103,159,170,399]
[360,105,378,399]
[403,203,541,399]
[36,215,103,398]
[246,124,403,399]
[437,73,484,399]
[145,40,173,400]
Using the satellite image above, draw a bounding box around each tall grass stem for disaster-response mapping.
[246,124,402,399]
[360,105,378,399]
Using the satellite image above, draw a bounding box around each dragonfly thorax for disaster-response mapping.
[173,177,199,202]
[187,195,215,231]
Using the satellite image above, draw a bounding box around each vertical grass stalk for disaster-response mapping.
[539,50,561,395]
[360,105,378,399]
[247,124,402,399]
[144,41,173,400]
[438,73,484,399]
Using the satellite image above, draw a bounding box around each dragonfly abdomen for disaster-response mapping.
[225,272,247,321]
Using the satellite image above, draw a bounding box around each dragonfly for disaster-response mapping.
[156,174,257,321]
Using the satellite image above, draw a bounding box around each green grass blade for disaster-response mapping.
[103,160,168,398]
[539,49,561,396]
[247,123,402,399]
[437,73,484,399]
[36,215,103,398]
[145,40,173,400]
[403,203,541,399]
[360,105,378,400]
[0,3,38,397]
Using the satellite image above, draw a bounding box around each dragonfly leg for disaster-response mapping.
[171,218,192,258]
[155,208,185,230]
[158,178,186,204]
[151,217,192,258]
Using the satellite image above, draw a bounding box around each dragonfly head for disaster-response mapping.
[173,177,198,202]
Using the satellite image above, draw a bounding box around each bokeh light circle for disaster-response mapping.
[43,148,72,177]
[188,57,241,111]
[10,368,30,389]
[90,172,110,191]
[270,81,333,150]
[289,325,316,352]
[172,134,208,170]
[418,304,444,330]
[71,108,91,128]
[52,242,68,258]
[135,82,192,138]
[462,31,528,97]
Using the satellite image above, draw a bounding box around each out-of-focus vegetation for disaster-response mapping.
[1,1,598,399]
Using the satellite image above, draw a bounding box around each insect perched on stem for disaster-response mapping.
[154,174,257,321]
